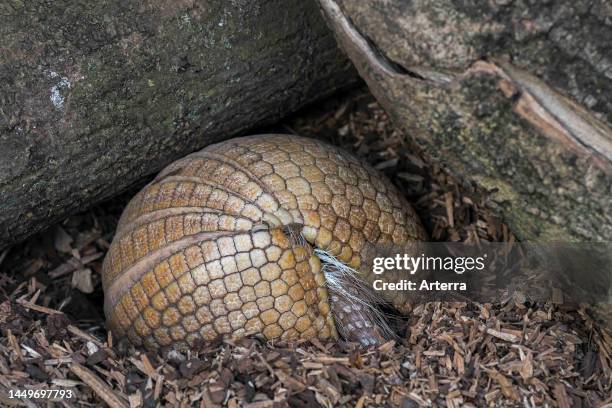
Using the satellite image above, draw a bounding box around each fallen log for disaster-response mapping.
[318,0,611,242]
[317,0,612,330]
[0,0,358,248]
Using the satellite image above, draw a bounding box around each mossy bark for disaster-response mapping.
[0,0,358,248]
[317,0,611,331]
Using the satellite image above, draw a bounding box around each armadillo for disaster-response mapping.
[102,135,427,350]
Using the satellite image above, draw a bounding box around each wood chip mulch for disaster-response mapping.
[0,88,610,407]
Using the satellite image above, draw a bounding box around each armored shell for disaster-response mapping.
[102,135,426,349]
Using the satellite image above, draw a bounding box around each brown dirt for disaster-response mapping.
[0,88,609,407]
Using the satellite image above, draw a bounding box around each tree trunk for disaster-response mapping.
[0,0,359,249]
[317,0,611,242]
[317,0,612,332]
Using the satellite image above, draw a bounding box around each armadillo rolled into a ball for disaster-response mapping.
[102,135,426,350]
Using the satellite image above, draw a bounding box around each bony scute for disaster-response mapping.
[102,134,426,350]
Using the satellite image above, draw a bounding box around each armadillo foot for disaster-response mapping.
[317,248,394,347]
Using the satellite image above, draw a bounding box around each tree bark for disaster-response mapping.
[0,0,359,249]
[317,0,612,333]
[317,0,611,242]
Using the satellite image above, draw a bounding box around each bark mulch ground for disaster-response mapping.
[0,88,610,407]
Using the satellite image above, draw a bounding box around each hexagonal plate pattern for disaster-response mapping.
[103,135,425,349]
